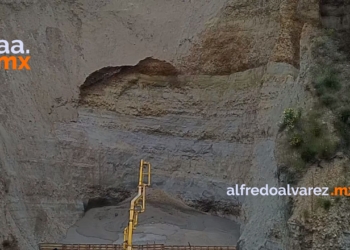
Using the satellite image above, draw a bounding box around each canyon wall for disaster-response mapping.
[0,0,322,249]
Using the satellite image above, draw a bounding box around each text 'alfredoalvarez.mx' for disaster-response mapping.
[227,184,350,196]
[0,40,30,70]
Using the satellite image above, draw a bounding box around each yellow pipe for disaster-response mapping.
[123,160,151,250]
[126,190,141,250]
[142,185,146,212]
[139,160,144,185]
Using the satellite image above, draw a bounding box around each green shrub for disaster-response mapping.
[288,133,304,147]
[298,136,337,162]
[323,74,340,90]
[314,68,341,97]
[316,197,332,211]
[334,120,350,147]
[300,145,318,162]
[323,199,332,210]
[325,28,335,37]
[311,126,322,137]
[281,167,300,185]
[339,108,350,123]
[334,196,341,204]
[315,84,326,96]
[320,94,337,107]
[319,138,338,160]
[281,106,340,176]
[307,118,323,137]
[281,108,301,131]
[292,157,307,172]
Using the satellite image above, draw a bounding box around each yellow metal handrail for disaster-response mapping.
[123,159,151,250]
[39,243,237,250]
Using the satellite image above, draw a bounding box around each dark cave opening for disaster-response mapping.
[83,187,131,213]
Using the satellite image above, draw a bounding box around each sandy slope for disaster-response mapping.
[60,189,240,245]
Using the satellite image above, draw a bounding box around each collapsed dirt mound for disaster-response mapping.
[61,189,240,246]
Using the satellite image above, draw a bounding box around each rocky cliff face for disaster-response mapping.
[0,0,325,249]
[320,0,350,31]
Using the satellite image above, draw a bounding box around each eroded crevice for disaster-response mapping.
[123,57,178,76]
[83,186,131,213]
[187,198,242,218]
[81,57,178,89]
[81,67,122,89]
[79,57,181,111]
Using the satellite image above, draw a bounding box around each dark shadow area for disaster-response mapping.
[80,57,178,90]
[320,0,350,32]
[83,197,123,212]
[83,187,131,213]
[1,235,19,250]
[188,198,241,217]
[81,66,122,89]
